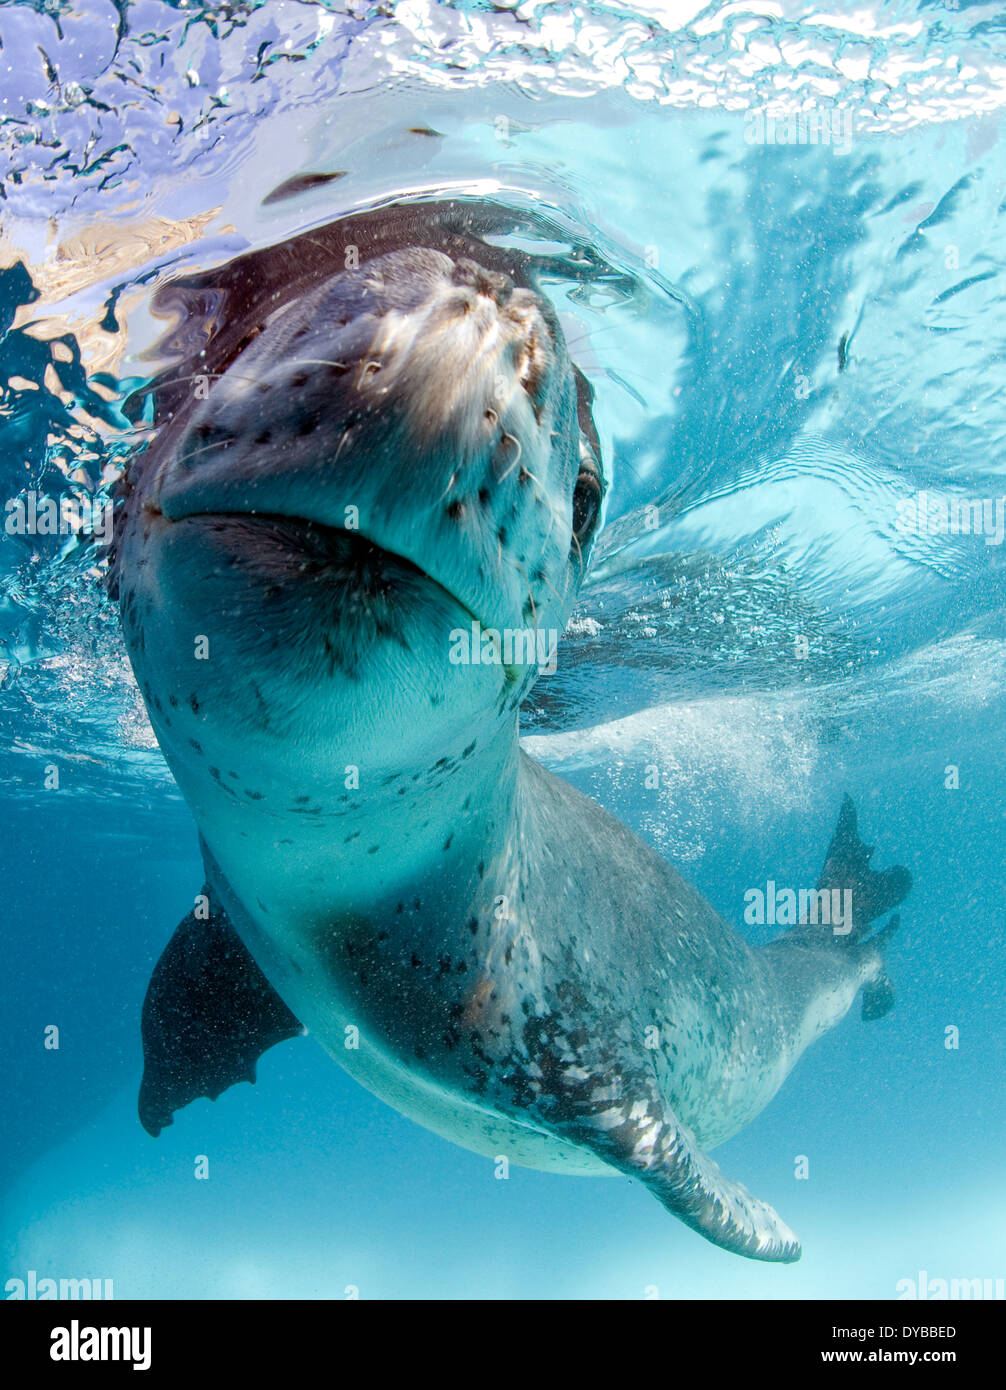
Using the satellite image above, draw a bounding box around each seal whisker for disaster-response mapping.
[144,371,228,393]
[143,371,271,397]
[437,471,461,504]
[287,358,350,373]
[175,437,237,469]
[512,563,540,629]
[536,567,567,610]
[332,427,352,465]
[497,433,523,480]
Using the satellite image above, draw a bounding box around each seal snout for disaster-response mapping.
[450,257,515,304]
[440,258,554,414]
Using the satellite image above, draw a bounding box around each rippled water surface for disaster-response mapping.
[2,0,1005,1299]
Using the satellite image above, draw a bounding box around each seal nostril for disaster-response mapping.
[447,500,465,521]
[452,258,513,304]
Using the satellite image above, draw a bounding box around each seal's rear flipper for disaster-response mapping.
[859,913,901,1020]
[139,890,304,1137]
[817,795,912,941]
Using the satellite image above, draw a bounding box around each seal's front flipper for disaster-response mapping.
[553,1072,801,1262]
[139,889,304,1137]
[817,795,912,940]
[639,1113,802,1263]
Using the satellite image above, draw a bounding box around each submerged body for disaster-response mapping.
[114,199,910,1261]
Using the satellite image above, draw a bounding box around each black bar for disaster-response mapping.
[2,1297,994,1375]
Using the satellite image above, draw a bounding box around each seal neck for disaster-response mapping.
[189,716,524,949]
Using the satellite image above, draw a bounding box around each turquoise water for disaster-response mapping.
[2,0,1005,1299]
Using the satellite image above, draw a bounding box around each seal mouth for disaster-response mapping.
[171,509,536,686]
[171,507,486,629]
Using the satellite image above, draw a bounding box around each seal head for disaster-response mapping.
[119,244,603,786]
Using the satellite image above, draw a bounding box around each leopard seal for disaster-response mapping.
[112,198,911,1262]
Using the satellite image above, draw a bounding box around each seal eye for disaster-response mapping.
[572,468,602,548]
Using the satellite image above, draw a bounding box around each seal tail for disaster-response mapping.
[816,795,912,1021]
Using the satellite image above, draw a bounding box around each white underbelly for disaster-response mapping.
[308,1010,614,1177]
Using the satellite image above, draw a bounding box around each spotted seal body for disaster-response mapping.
[115,200,911,1261]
